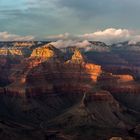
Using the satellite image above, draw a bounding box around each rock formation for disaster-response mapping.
[70,49,85,63]
[0,42,139,140]
[30,44,61,60]
[0,48,23,56]
[0,45,102,97]
[14,42,35,47]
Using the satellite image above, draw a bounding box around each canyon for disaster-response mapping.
[0,41,140,140]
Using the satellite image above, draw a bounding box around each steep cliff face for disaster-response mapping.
[26,63,101,95]
[0,46,32,57]
[30,44,61,60]
[46,90,137,140]
[114,74,134,83]
[26,49,102,96]
[0,43,138,99]
[0,42,140,140]
[14,42,34,47]
[0,48,23,56]
[1,44,138,97]
[0,46,101,96]
[98,72,140,94]
[0,44,61,95]
[98,71,140,115]
[70,49,85,63]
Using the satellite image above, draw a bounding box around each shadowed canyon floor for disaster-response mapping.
[0,41,140,139]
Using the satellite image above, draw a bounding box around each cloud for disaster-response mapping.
[57,0,113,18]
[50,40,91,48]
[46,33,76,40]
[48,28,140,45]
[1,28,140,45]
[50,39,110,52]
[1,0,140,36]
[0,32,35,41]
[57,0,140,19]
[79,28,131,44]
[128,35,140,45]
[80,28,140,44]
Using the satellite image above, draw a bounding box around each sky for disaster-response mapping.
[0,0,140,43]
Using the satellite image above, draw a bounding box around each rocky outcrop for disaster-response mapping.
[114,74,134,83]
[0,42,140,140]
[87,90,117,102]
[46,89,136,140]
[14,42,35,47]
[27,63,101,93]
[26,50,102,96]
[98,72,140,115]
[30,44,61,60]
[98,72,140,94]
[0,46,32,57]
[0,46,102,96]
[70,49,85,63]
[0,48,23,56]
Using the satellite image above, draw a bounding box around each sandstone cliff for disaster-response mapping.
[14,42,35,47]
[26,49,102,96]
[0,42,139,140]
[0,46,102,96]
[30,44,61,60]
[0,48,23,56]
[70,49,85,63]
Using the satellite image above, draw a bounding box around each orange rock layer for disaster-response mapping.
[0,46,102,96]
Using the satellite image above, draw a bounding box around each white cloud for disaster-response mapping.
[47,28,140,45]
[79,28,131,44]
[0,32,35,41]
[50,39,110,52]
[74,40,91,48]
[1,28,140,45]
[47,33,71,40]
[50,40,91,48]
[46,32,78,40]
[128,35,140,44]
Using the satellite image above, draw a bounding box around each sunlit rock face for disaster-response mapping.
[0,43,32,57]
[26,49,102,96]
[98,72,140,94]
[85,63,102,81]
[14,42,35,47]
[0,42,138,97]
[114,74,134,83]
[0,44,102,96]
[71,49,85,63]
[98,72,140,113]
[0,42,140,139]
[26,62,102,95]
[0,48,23,56]
[30,44,60,59]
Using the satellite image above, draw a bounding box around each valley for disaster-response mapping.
[0,41,140,140]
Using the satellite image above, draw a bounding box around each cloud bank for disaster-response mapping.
[1,0,140,36]
[47,28,140,45]
[79,28,131,44]
[57,0,140,23]
[0,32,35,41]
[1,28,140,45]
[47,33,77,41]
[50,40,91,48]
